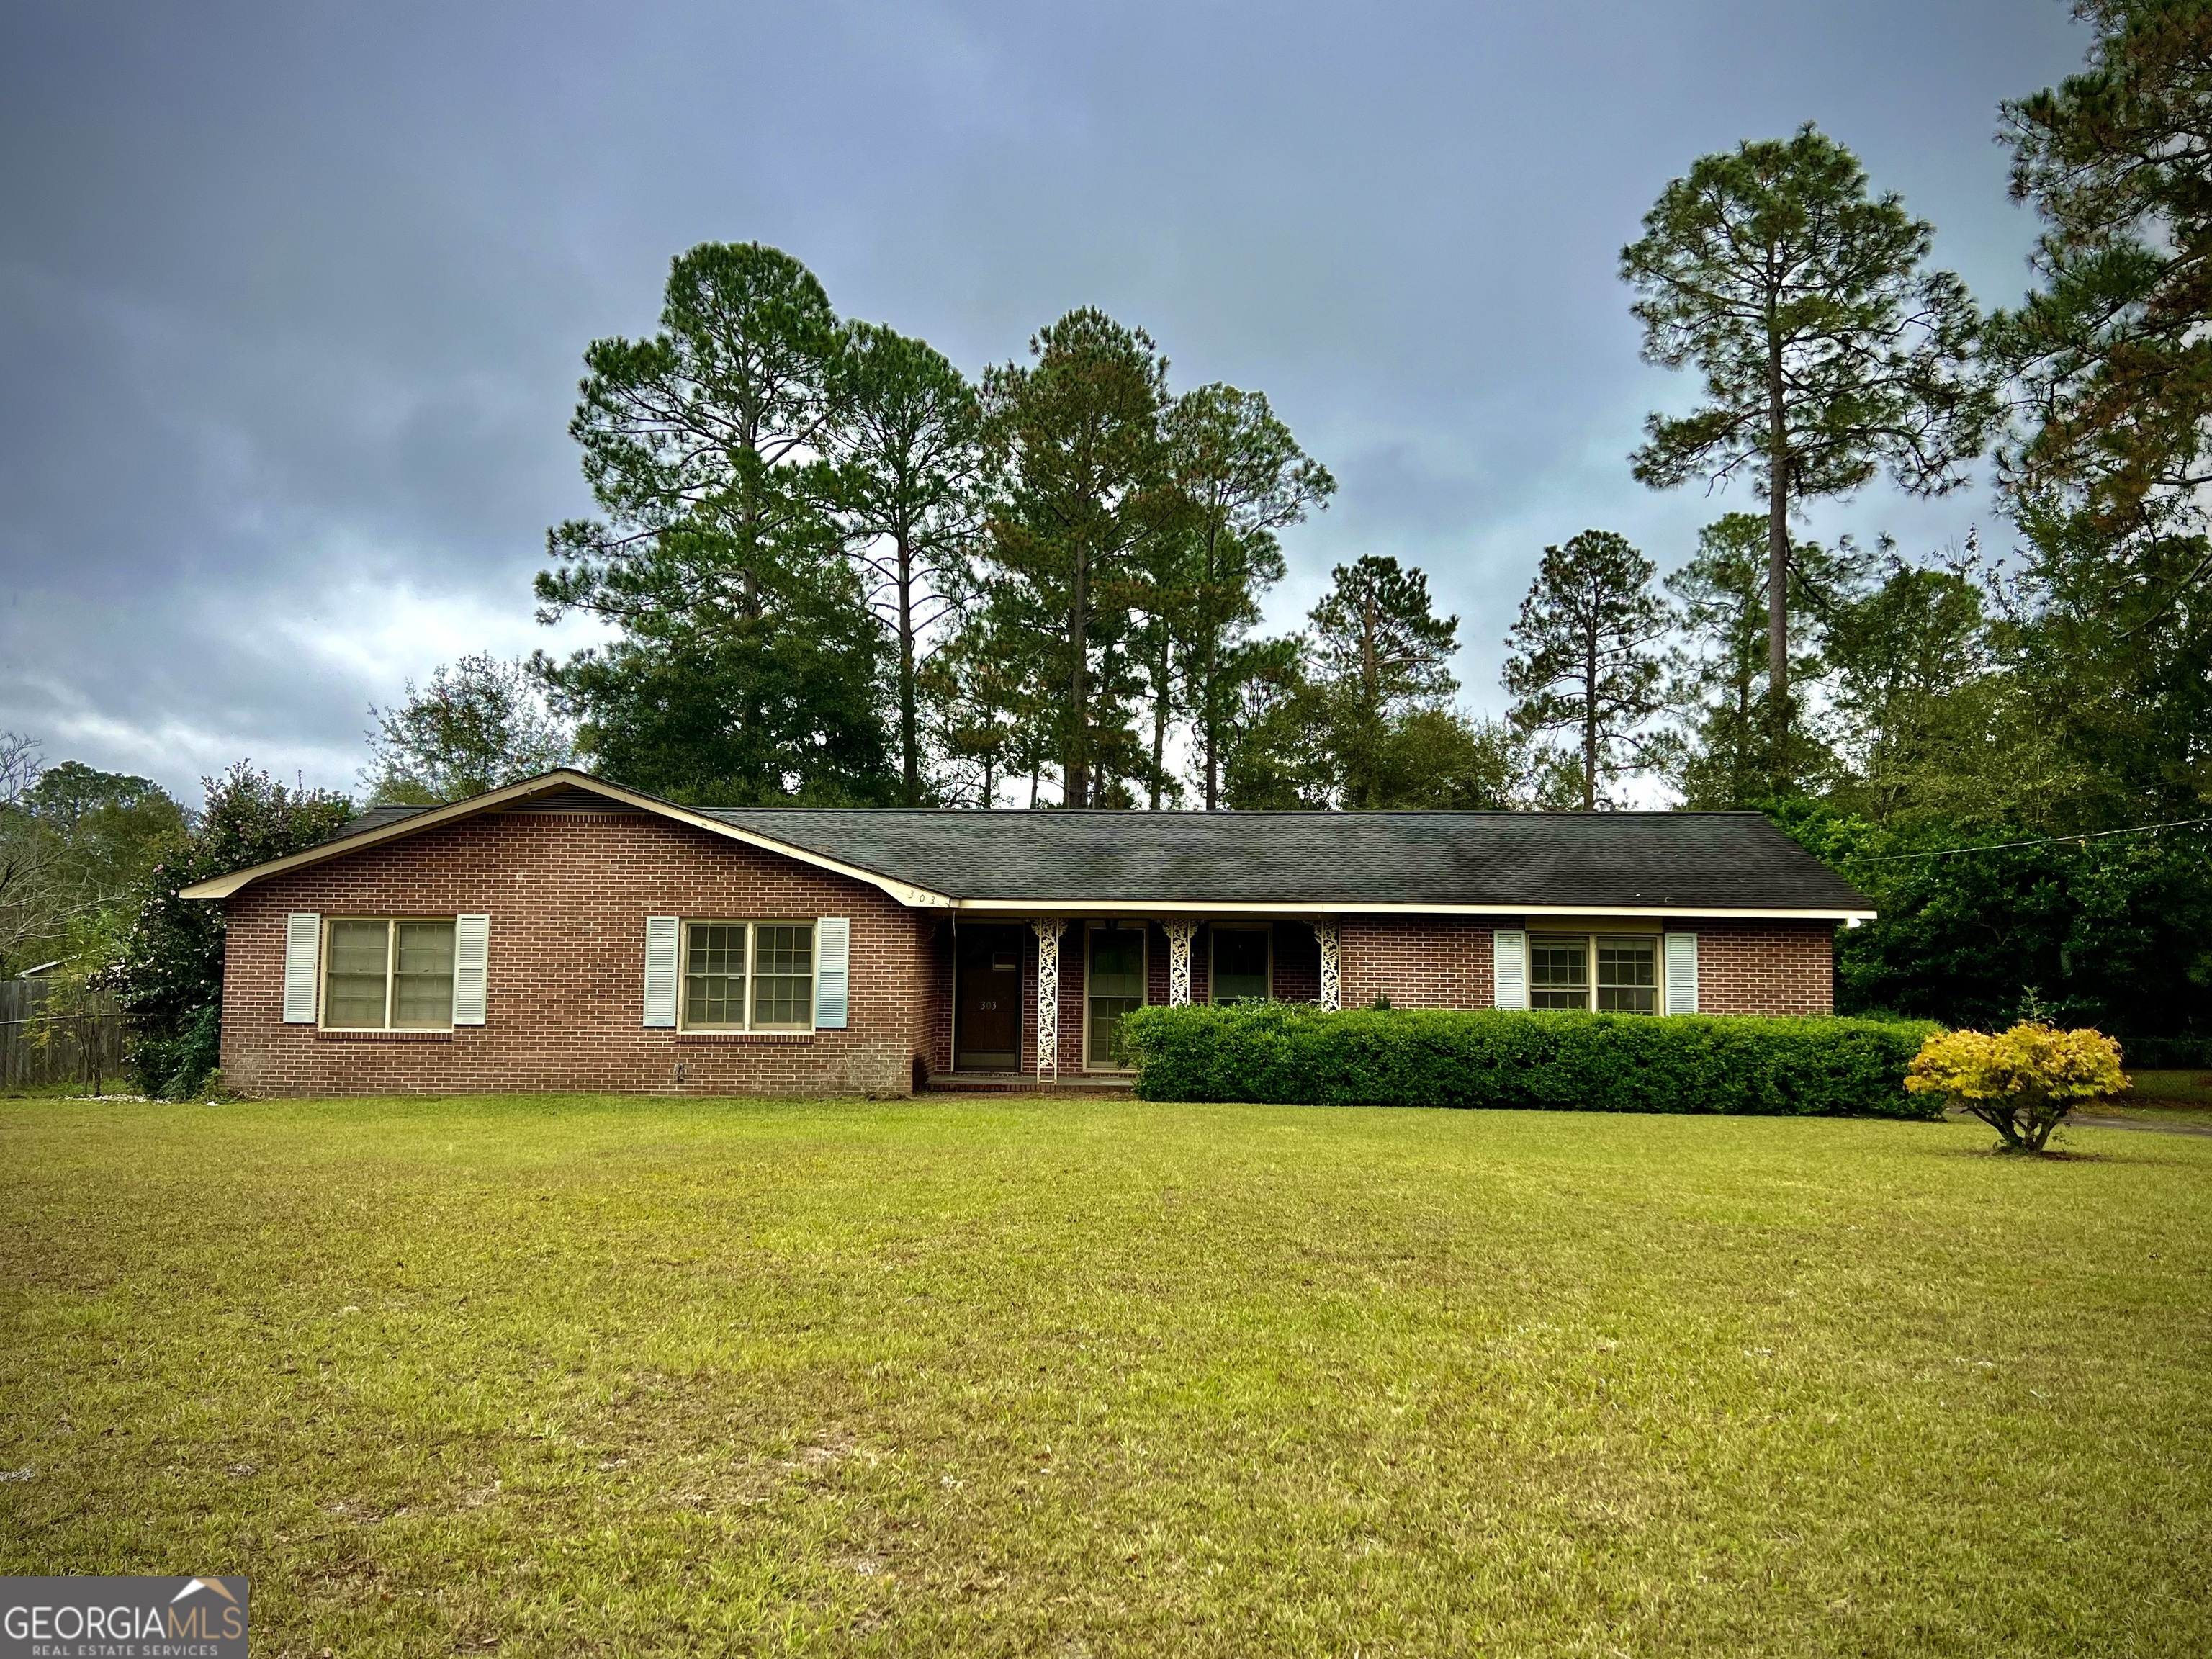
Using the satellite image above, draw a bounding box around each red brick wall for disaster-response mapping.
[1677,919,1835,1016]
[220,811,933,1097]
[1270,922,1322,1004]
[1339,917,1496,1009]
[1331,917,1832,1016]
[219,809,1841,1099]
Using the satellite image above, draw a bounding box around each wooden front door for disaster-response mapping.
[955,928,1023,1071]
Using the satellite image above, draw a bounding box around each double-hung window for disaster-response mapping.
[681,921,815,1032]
[1529,932,1660,1015]
[323,917,457,1030]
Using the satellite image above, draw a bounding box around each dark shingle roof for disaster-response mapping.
[319,804,432,844]
[705,807,1870,912]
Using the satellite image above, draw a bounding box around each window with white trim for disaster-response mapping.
[323,917,457,1030]
[680,920,815,1032]
[1529,932,1660,1015]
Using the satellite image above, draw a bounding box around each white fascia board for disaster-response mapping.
[176,769,955,909]
[947,899,1877,922]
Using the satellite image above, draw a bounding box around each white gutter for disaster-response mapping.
[945,900,1876,922]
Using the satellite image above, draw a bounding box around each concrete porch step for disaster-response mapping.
[925,1071,1137,1095]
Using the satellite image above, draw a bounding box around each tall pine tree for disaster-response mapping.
[978,310,1174,809]
[1502,531,1673,811]
[1622,127,1995,786]
[535,243,894,806]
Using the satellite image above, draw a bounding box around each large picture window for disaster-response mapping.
[323,917,457,1030]
[681,921,814,1032]
[1529,932,1660,1014]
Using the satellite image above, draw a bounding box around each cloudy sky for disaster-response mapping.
[0,1,2087,804]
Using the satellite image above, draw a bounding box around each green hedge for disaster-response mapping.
[1120,1003,1943,1119]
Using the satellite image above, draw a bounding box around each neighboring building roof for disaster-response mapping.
[178,769,1874,919]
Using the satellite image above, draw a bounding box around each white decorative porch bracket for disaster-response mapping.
[1164,922,1199,1007]
[1310,920,1341,1010]
[1031,918,1067,1082]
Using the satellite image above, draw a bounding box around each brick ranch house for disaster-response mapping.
[181,769,1876,1097]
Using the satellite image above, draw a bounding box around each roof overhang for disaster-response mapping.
[175,769,956,909]
[949,900,1877,922]
[176,769,1875,922]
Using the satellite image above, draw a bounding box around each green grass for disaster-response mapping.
[2110,1069,2212,1126]
[4,1096,2210,1657]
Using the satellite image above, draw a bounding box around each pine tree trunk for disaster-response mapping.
[1766,331,1791,791]
[897,532,920,806]
[1202,622,1220,811]
[1067,541,1090,809]
[1149,631,1171,811]
[1583,614,1599,811]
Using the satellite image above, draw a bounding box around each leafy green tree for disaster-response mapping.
[1622,125,1995,781]
[979,309,1174,808]
[1502,531,1675,810]
[1822,545,2019,825]
[110,764,353,1097]
[1665,513,1851,806]
[1161,386,1335,809]
[1362,709,1582,811]
[0,740,186,974]
[534,242,895,806]
[832,322,984,804]
[364,654,573,804]
[1218,637,1332,809]
[1994,6,2212,822]
[1774,799,2212,1042]
[1997,1,2212,548]
[1307,555,1461,808]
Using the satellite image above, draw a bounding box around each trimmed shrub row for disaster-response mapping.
[1121,1002,1943,1119]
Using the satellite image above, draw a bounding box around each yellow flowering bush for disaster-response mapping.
[1905,1022,2129,1152]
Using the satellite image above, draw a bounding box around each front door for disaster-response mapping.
[955,928,1022,1071]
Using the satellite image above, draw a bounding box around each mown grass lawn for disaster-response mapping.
[3,1095,2208,1657]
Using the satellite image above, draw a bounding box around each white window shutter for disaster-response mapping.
[452,914,490,1025]
[1665,932,1699,1015]
[814,917,850,1029]
[283,913,321,1023]
[643,916,679,1028]
[1493,928,1528,1011]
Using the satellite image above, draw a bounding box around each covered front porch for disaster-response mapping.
[939,916,1345,1085]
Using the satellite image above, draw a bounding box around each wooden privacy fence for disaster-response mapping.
[0,979,127,1090]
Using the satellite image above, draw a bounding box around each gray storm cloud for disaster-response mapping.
[0,0,2082,801]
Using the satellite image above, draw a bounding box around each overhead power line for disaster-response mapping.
[1851,815,2212,863]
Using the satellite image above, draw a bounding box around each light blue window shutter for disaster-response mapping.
[1664,932,1699,1015]
[452,914,490,1025]
[284,913,321,1023]
[1493,928,1528,1010]
[643,916,679,1028]
[814,917,850,1029]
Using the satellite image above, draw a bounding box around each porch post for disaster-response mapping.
[1164,921,1198,1007]
[1311,920,1341,1010]
[1030,918,1066,1083]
